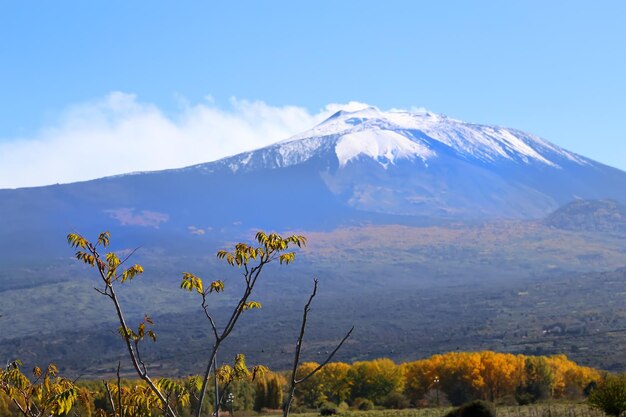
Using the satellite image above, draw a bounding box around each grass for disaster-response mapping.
[278,404,607,417]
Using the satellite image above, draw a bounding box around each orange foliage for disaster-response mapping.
[402,351,599,404]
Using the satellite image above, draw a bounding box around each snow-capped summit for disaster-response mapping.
[175,106,622,220]
[214,106,588,174]
[286,106,587,168]
[284,106,447,142]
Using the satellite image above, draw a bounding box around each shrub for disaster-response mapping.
[319,401,339,416]
[515,381,550,405]
[444,400,496,417]
[352,397,374,411]
[583,380,597,397]
[382,392,410,409]
[588,374,626,417]
[514,390,535,406]
[445,381,475,406]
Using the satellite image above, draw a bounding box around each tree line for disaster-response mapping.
[288,351,600,409]
[0,351,605,416]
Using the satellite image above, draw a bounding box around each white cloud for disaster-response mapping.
[0,93,373,189]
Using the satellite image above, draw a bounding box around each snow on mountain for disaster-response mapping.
[164,105,626,220]
[212,106,588,174]
[335,129,434,168]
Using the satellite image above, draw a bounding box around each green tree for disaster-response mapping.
[588,374,626,417]
[253,378,267,412]
[515,356,554,405]
[266,375,284,409]
[228,379,256,411]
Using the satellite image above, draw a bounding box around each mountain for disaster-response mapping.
[3,106,625,251]
[546,199,626,233]
[3,106,626,374]
[195,106,626,219]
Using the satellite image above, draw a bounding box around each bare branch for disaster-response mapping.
[94,287,109,297]
[296,326,354,384]
[118,247,141,268]
[289,278,318,388]
[134,340,148,376]
[195,347,218,417]
[201,294,220,341]
[117,362,123,417]
[165,391,172,417]
[30,398,41,417]
[283,279,353,417]
[213,355,219,417]
[243,263,250,285]
[11,398,28,417]
[103,381,117,417]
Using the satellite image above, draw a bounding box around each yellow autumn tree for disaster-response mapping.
[295,362,326,408]
[402,351,596,405]
[318,362,351,404]
[402,359,431,402]
[254,372,285,411]
[0,361,85,417]
[477,351,520,401]
[347,358,404,405]
[545,354,599,399]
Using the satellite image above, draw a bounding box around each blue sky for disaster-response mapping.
[1,1,625,187]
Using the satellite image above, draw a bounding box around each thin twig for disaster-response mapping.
[94,287,108,297]
[201,294,220,341]
[116,362,124,417]
[104,381,116,417]
[296,326,354,384]
[117,247,141,268]
[283,278,353,417]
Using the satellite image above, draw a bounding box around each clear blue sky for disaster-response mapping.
[1,0,625,176]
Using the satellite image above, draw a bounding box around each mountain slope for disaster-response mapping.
[1,106,626,259]
[546,199,626,233]
[176,106,626,219]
